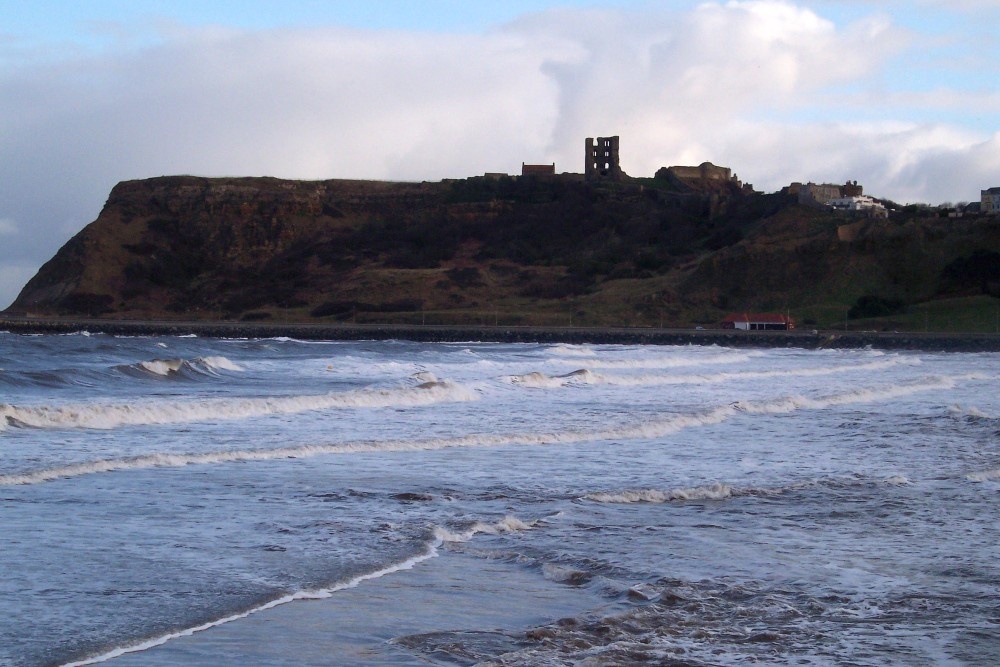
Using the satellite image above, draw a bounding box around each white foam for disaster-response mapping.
[585,483,737,504]
[200,356,243,372]
[966,468,1000,482]
[137,359,184,376]
[553,351,759,369]
[949,405,998,419]
[125,356,244,377]
[547,344,597,358]
[60,538,443,666]
[0,380,477,432]
[3,374,981,485]
[508,358,924,390]
[434,515,536,543]
[541,562,593,584]
[508,371,560,387]
[508,369,601,387]
[586,474,913,504]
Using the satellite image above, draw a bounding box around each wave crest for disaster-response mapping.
[117,356,244,379]
[508,369,600,387]
[509,358,926,390]
[2,374,980,484]
[434,515,536,543]
[0,380,477,432]
[585,483,738,504]
[557,351,759,370]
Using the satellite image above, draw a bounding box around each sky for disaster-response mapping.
[2,1,999,309]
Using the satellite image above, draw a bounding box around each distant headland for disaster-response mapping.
[6,135,1000,335]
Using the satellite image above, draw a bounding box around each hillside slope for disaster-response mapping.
[9,174,1000,329]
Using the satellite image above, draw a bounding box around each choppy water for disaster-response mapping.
[1,332,998,666]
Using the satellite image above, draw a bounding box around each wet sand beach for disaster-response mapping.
[107,547,613,666]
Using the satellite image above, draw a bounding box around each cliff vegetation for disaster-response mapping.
[9,173,1000,331]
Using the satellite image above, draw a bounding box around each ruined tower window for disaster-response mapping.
[585,134,620,180]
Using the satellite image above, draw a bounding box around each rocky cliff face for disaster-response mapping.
[13,176,459,317]
[10,174,1000,328]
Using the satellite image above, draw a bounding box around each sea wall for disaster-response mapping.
[3,317,999,352]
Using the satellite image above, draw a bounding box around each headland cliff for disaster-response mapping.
[8,171,1000,333]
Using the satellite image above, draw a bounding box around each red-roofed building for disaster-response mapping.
[521,162,555,177]
[721,313,795,331]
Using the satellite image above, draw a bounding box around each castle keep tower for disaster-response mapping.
[585,136,622,180]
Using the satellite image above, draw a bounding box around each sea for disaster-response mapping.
[1,331,998,666]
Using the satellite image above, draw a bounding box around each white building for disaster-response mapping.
[826,195,887,217]
[982,187,1000,213]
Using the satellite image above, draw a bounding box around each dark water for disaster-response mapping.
[1,333,998,665]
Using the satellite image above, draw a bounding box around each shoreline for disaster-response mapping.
[104,546,610,667]
[3,315,1000,352]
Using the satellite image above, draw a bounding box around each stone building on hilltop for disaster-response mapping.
[656,162,747,193]
[787,180,866,207]
[585,136,623,180]
[521,163,556,177]
[982,187,1000,213]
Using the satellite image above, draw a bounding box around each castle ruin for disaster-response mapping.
[585,136,623,180]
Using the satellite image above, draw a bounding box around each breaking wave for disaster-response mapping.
[508,369,600,387]
[0,356,245,389]
[0,380,477,432]
[586,474,917,504]
[1,374,978,486]
[433,515,537,543]
[117,356,243,378]
[585,483,746,504]
[553,350,760,369]
[507,357,924,389]
[0,368,103,389]
[948,405,998,420]
[547,344,598,358]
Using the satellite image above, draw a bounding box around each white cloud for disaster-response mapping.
[0,218,17,235]
[0,1,995,307]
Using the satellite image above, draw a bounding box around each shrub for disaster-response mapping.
[446,267,484,288]
[848,294,906,319]
[940,250,1000,294]
[59,293,114,315]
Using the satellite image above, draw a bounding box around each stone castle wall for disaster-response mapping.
[585,136,623,179]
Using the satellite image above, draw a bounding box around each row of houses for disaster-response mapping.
[507,134,1000,217]
[786,181,888,217]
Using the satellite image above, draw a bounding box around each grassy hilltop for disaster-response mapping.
[8,172,1000,332]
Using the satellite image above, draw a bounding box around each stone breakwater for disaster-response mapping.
[3,317,1000,352]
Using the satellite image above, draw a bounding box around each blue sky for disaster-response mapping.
[2,1,999,308]
[4,1,647,37]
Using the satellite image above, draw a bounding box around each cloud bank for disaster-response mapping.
[2,1,998,308]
